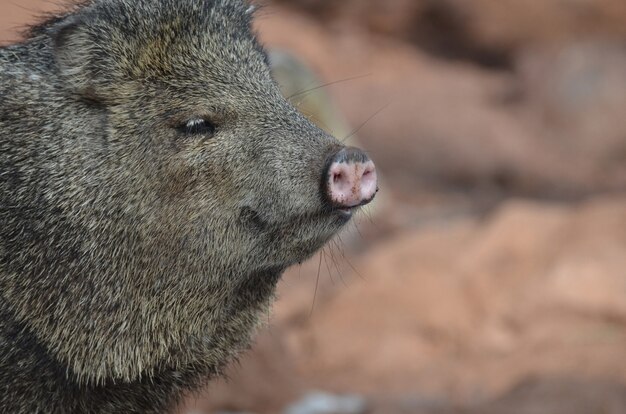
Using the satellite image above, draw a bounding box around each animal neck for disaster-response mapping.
[0,267,283,413]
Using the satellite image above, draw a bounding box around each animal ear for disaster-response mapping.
[52,16,107,103]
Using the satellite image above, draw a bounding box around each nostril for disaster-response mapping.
[325,148,378,209]
[361,164,376,182]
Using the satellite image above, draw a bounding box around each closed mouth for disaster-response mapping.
[336,208,353,220]
[241,186,378,234]
[332,188,378,219]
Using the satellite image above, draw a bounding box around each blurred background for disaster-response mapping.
[2,1,626,413]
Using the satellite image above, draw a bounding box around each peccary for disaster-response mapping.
[0,0,377,412]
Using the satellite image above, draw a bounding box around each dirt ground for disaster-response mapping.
[2,1,626,413]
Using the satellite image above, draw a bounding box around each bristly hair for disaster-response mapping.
[22,0,261,40]
[22,1,91,39]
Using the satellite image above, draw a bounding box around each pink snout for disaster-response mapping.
[325,147,378,209]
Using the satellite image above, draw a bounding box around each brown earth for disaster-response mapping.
[2,2,626,414]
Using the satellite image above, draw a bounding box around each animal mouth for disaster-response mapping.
[240,187,379,236]
[333,189,378,218]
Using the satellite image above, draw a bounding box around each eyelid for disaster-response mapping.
[166,107,233,129]
[186,119,205,127]
[176,118,217,136]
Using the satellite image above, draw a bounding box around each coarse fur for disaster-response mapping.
[0,0,354,412]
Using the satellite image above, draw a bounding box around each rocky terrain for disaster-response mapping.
[2,1,626,413]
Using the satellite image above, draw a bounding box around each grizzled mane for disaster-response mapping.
[22,1,90,40]
[23,0,260,40]
[26,16,66,39]
[16,0,269,72]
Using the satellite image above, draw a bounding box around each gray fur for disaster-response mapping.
[0,0,353,412]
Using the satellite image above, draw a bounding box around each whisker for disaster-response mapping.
[351,218,365,241]
[286,74,372,101]
[297,110,334,135]
[309,252,323,317]
[329,240,348,287]
[336,234,366,281]
[322,248,335,285]
[365,207,376,225]
[341,100,393,143]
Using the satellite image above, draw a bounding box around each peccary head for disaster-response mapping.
[52,0,348,268]
[0,0,377,390]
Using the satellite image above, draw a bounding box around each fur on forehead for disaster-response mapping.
[57,0,257,40]
[30,0,257,38]
[46,0,265,99]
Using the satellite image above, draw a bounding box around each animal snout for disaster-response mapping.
[324,147,378,209]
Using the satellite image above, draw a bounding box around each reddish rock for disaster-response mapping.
[281,197,626,400]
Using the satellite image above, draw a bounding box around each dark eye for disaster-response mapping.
[177,119,216,137]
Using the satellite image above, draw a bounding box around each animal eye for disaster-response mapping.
[177,119,216,137]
